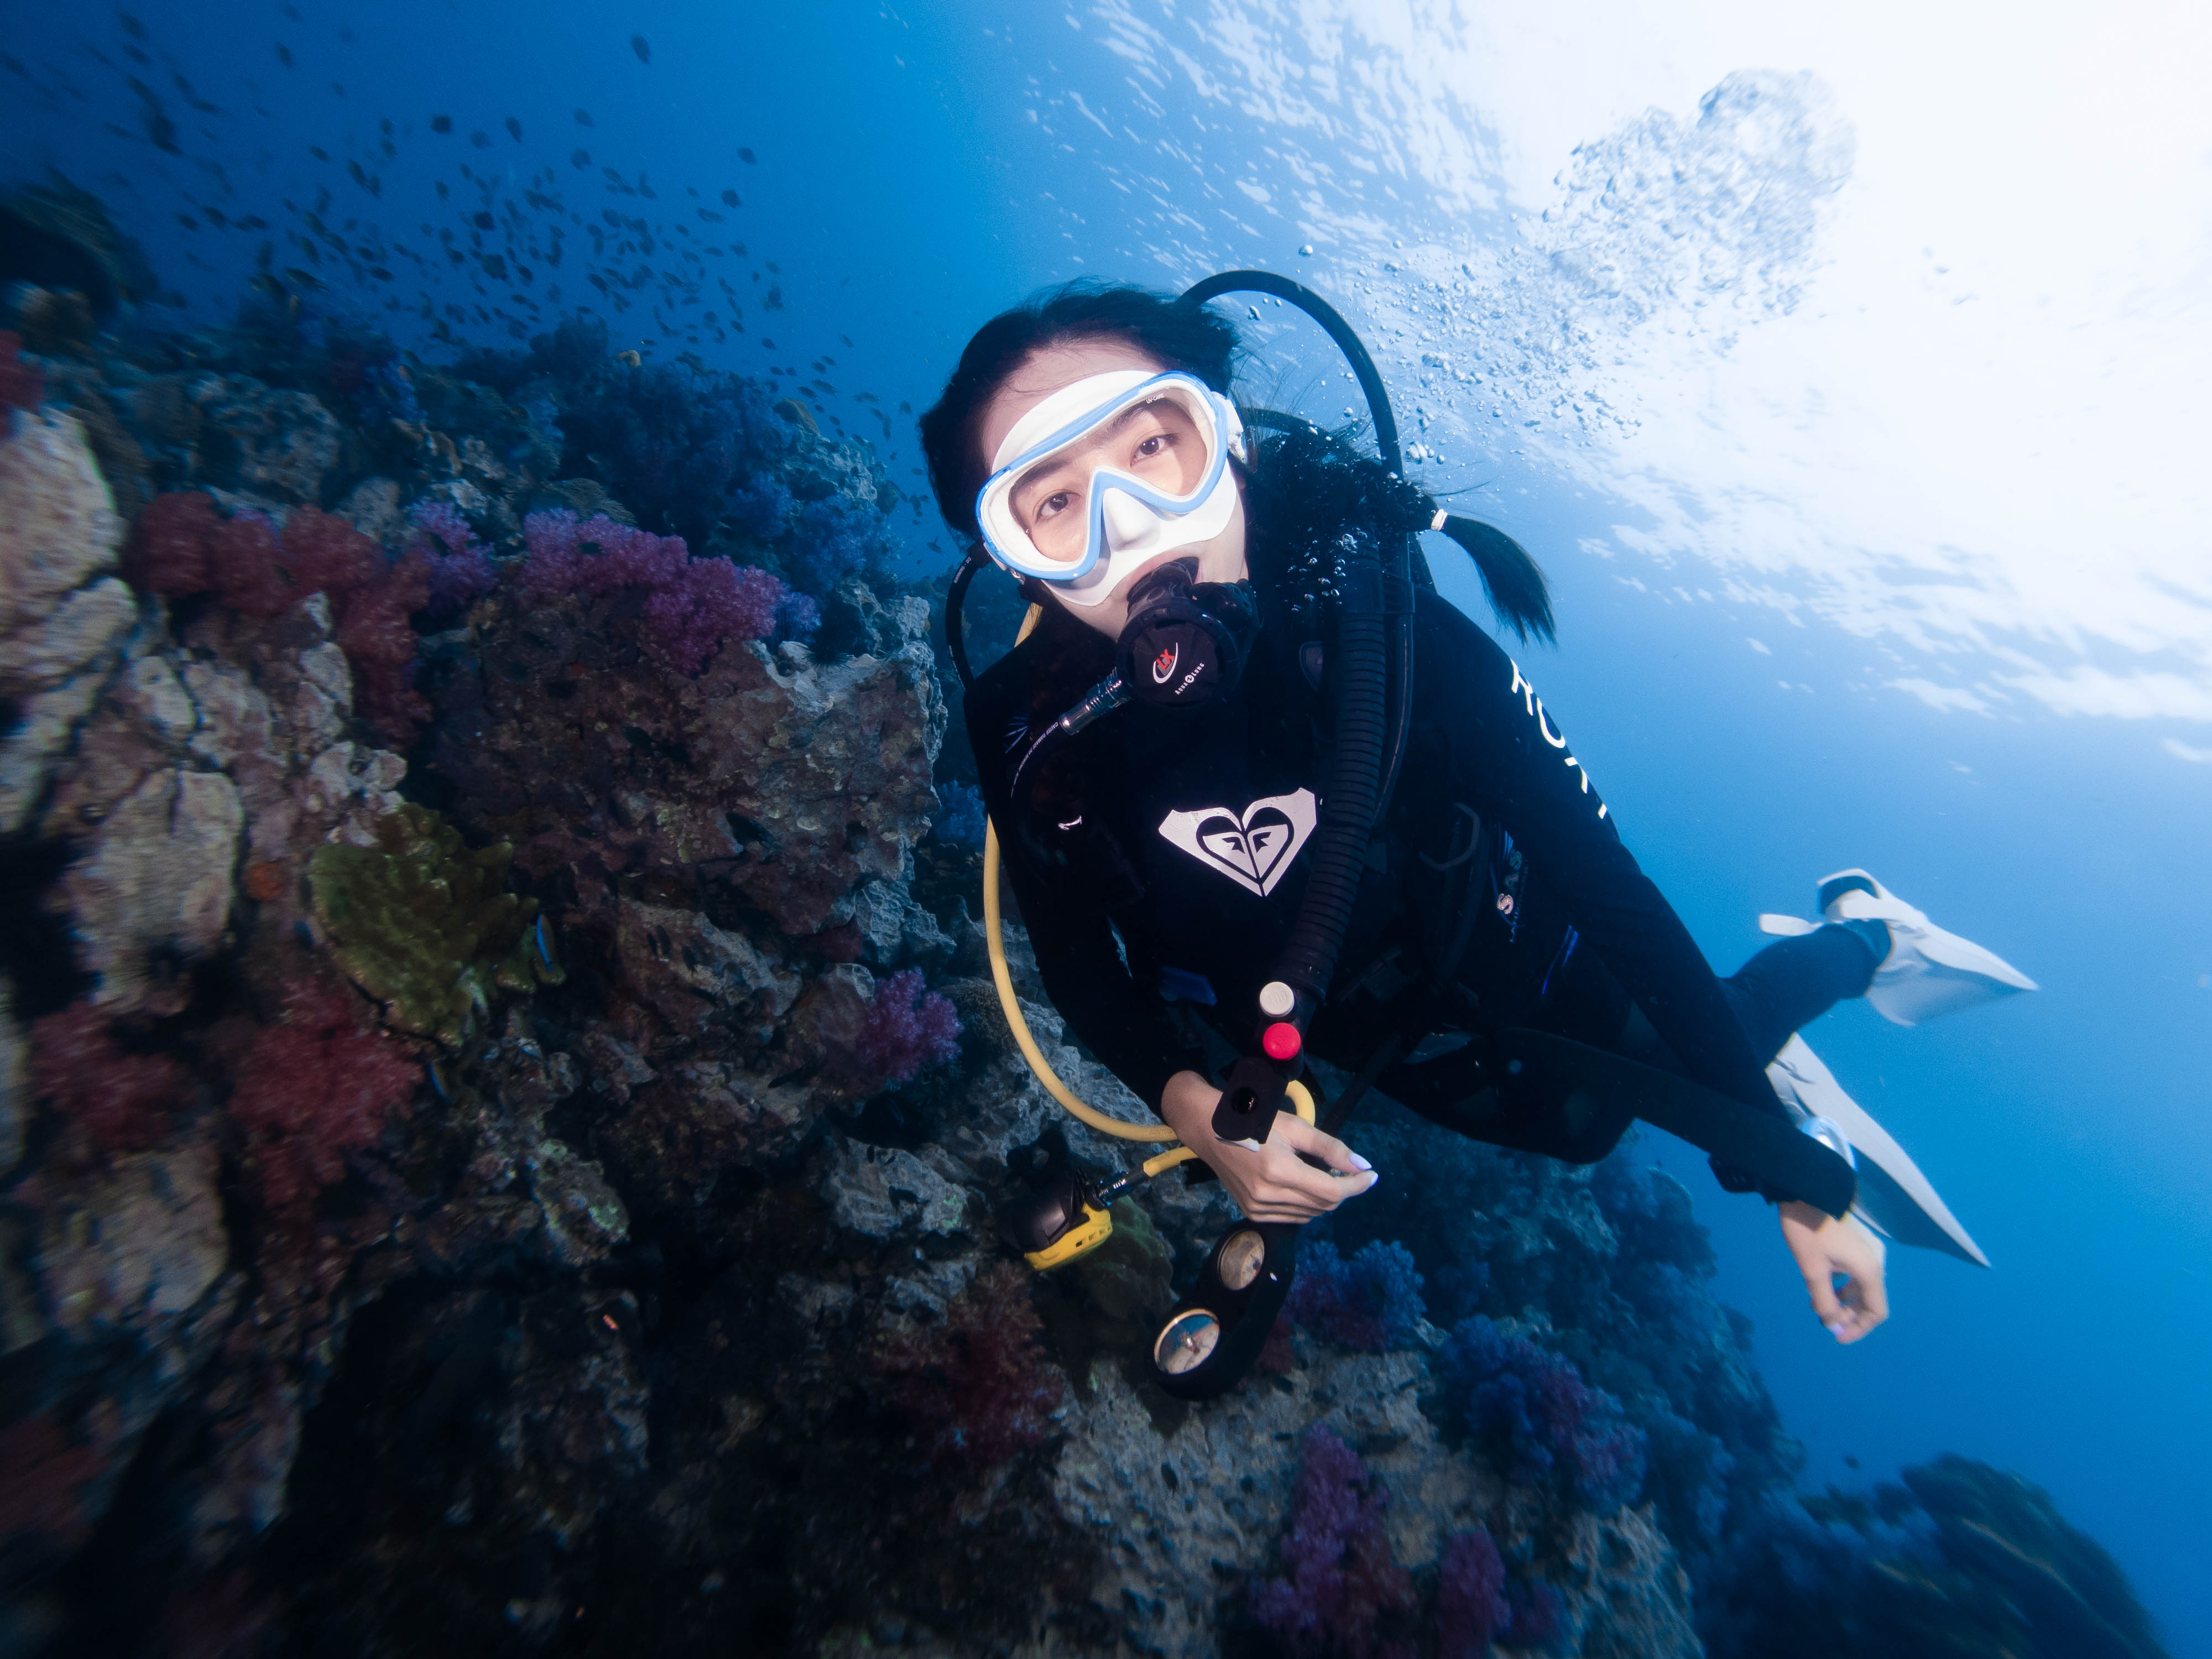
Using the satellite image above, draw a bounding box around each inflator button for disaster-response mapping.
[1261,1022,1302,1061]
[1258,980,1296,1018]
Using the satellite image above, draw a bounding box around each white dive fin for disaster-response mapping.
[1757,913,1820,937]
[1767,1035,1989,1267]
[1773,869,2039,1027]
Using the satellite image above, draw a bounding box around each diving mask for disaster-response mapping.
[975,369,1246,607]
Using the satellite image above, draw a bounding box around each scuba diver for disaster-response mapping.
[921,277,2035,1396]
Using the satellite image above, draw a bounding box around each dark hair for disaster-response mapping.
[919,281,1241,539]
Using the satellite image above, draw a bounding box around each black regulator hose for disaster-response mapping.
[1183,269,1405,472]
[945,545,987,694]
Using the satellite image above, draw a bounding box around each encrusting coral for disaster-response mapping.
[307,801,560,1047]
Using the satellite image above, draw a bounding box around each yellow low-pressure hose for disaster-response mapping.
[984,818,1176,1145]
[980,605,1317,1179]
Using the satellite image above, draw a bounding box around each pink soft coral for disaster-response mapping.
[857,968,961,1085]
[29,1000,182,1154]
[229,983,420,1218]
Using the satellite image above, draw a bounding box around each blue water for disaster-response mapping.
[7,2,2207,1650]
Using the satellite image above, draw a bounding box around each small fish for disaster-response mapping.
[505,116,522,142]
[630,33,650,64]
[738,147,755,164]
[275,43,294,69]
[431,113,451,133]
[574,107,593,126]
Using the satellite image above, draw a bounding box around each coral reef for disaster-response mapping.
[120,494,434,741]
[0,199,2165,1659]
[1701,1455,2172,1659]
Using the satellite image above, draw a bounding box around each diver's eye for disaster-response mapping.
[1036,489,1074,520]
[1133,432,1173,462]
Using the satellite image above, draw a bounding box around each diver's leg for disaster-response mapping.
[1719,921,1886,1066]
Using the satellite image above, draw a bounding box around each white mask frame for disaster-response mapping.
[974,369,1247,608]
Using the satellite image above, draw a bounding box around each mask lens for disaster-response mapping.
[1006,389,1214,566]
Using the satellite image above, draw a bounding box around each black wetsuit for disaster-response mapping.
[969,555,1876,1184]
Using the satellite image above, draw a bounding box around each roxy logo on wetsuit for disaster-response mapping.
[1157,789,1319,897]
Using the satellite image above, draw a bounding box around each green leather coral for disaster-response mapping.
[309,802,562,1046]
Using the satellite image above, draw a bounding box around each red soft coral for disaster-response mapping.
[229,983,419,1218]
[29,1000,183,1154]
[281,504,385,595]
[121,490,217,596]
[121,495,431,743]
[333,547,433,743]
[0,1415,101,1545]
[122,492,294,615]
[0,330,42,417]
[206,509,294,618]
[871,1262,1063,1476]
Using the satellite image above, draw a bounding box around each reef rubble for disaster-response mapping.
[0,248,2169,1659]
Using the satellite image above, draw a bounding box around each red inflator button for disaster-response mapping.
[1261,1022,1302,1061]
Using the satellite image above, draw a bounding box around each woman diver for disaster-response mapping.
[920,280,2034,1373]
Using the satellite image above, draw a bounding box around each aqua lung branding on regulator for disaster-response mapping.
[1114,559,1261,711]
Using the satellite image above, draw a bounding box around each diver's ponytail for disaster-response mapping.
[1434,512,1554,644]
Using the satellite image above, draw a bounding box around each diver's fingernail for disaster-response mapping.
[1349,1153,1373,1171]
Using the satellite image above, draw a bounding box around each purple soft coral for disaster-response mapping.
[1250,1426,1416,1659]
[520,509,687,598]
[406,499,498,613]
[642,559,785,676]
[1286,1239,1427,1353]
[1505,1580,1568,1656]
[857,968,961,1084]
[1437,1528,1510,1658]
[1439,1317,1647,1514]
[520,508,790,675]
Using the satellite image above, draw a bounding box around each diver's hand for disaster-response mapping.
[1780,1200,1889,1344]
[1159,1070,1378,1223]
